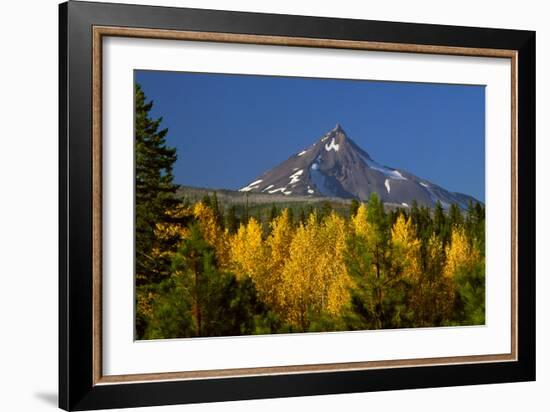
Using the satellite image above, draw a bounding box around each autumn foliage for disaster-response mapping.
[134,84,485,339]
[137,192,485,338]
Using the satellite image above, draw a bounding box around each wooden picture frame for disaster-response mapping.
[59,1,535,410]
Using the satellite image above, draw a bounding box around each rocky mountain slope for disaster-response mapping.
[239,124,479,209]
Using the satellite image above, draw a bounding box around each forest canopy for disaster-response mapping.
[134,84,486,340]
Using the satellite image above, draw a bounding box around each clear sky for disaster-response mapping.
[135,70,485,202]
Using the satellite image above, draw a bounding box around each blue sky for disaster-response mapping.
[136,70,485,202]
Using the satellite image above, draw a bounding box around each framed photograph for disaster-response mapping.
[59,1,535,410]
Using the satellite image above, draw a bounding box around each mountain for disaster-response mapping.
[239,124,480,209]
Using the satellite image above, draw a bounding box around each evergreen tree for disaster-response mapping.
[202,193,212,208]
[433,201,448,244]
[287,207,294,226]
[448,203,463,228]
[211,192,224,228]
[243,193,250,224]
[141,275,194,339]
[318,201,333,223]
[170,223,213,336]
[346,197,406,329]
[473,202,486,255]
[298,207,307,226]
[410,200,420,228]
[226,205,239,234]
[269,204,279,222]
[254,208,263,225]
[349,199,360,217]
[146,224,268,338]
[367,193,385,227]
[418,206,432,240]
[453,261,486,325]
[433,201,444,233]
[465,200,475,239]
[414,232,454,326]
[135,83,178,285]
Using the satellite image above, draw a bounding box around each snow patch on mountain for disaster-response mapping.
[298,150,307,156]
[262,184,274,192]
[391,170,405,179]
[325,138,340,152]
[289,169,304,184]
[239,179,263,192]
[385,179,391,193]
[360,154,406,180]
[268,187,287,194]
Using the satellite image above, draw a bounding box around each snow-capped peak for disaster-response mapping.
[320,123,346,142]
[325,138,340,152]
[237,124,481,210]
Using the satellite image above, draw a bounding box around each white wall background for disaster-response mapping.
[0,0,546,411]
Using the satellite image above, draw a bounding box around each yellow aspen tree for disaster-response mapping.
[426,232,454,320]
[347,203,373,286]
[265,209,295,311]
[229,224,248,277]
[281,212,351,330]
[351,201,383,277]
[318,212,352,315]
[351,203,371,239]
[427,232,444,268]
[229,217,269,291]
[280,213,319,329]
[193,202,230,268]
[390,214,421,279]
[444,226,478,278]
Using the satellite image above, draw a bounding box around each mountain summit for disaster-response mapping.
[239,124,479,209]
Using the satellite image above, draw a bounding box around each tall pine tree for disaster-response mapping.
[135,83,179,285]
